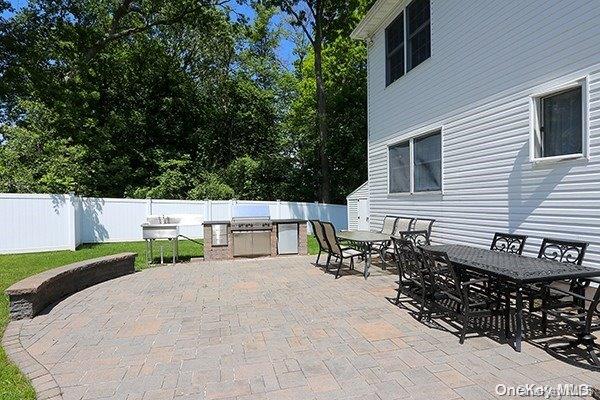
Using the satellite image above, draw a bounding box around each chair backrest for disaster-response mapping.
[309,220,326,251]
[538,238,588,265]
[392,216,414,235]
[320,221,342,256]
[490,232,527,255]
[381,216,397,235]
[420,248,461,299]
[392,237,424,282]
[412,218,435,239]
[399,230,430,247]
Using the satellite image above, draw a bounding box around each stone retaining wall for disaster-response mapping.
[5,253,136,320]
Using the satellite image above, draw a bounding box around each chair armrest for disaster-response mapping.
[587,277,600,285]
[461,278,488,288]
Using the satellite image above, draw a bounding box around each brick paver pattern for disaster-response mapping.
[12,256,600,399]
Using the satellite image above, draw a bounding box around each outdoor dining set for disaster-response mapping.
[309,217,600,369]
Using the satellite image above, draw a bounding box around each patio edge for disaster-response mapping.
[2,320,63,400]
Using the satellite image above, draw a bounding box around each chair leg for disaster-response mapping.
[460,314,468,344]
[350,257,354,270]
[541,287,548,336]
[316,250,321,265]
[335,259,344,279]
[504,289,511,339]
[416,291,425,321]
[395,283,402,305]
[325,253,331,272]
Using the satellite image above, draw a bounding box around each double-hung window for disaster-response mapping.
[385,14,405,86]
[385,0,431,86]
[531,81,587,161]
[407,0,431,71]
[389,130,441,194]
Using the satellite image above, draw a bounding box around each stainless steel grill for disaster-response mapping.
[231,205,273,257]
[230,218,273,231]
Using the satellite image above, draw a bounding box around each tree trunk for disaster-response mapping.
[314,0,331,203]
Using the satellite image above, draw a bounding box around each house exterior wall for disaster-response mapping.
[347,182,369,230]
[365,0,600,265]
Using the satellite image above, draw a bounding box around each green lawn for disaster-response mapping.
[0,236,319,400]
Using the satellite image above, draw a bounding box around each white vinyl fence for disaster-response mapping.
[0,193,348,254]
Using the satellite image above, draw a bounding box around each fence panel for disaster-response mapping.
[0,194,348,254]
[0,194,73,253]
[80,198,147,243]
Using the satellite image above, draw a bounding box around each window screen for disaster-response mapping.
[407,0,431,71]
[385,13,404,86]
[414,131,441,192]
[541,87,582,158]
[389,141,411,193]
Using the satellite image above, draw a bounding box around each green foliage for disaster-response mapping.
[0,0,369,204]
[188,173,235,200]
[131,157,196,200]
[0,101,87,193]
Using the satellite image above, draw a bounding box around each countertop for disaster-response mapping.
[202,219,306,226]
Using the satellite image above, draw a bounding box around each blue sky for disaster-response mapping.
[3,0,296,67]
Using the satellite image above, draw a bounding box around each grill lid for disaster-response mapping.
[233,204,270,220]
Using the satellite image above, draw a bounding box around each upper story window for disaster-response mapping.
[389,130,441,194]
[530,80,587,162]
[385,0,431,86]
[385,13,405,86]
[407,0,431,71]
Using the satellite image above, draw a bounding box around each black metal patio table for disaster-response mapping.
[420,244,600,352]
[337,230,391,279]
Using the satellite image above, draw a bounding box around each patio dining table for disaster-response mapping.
[337,230,391,278]
[421,244,600,352]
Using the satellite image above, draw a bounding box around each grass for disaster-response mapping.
[0,236,319,400]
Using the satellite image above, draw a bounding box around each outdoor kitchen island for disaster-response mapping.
[203,219,308,261]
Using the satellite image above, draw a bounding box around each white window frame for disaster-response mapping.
[529,77,589,164]
[387,127,443,195]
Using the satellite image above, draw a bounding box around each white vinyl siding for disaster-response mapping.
[365,0,600,268]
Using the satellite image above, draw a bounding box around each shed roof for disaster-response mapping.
[346,181,369,199]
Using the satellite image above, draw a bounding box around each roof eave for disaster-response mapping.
[350,0,404,41]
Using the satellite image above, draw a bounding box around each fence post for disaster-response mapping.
[146,197,153,216]
[276,200,282,219]
[67,192,77,251]
[228,199,234,220]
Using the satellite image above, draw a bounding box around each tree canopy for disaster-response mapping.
[0,0,371,204]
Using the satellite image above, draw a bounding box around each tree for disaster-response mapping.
[0,101,87,193]
[270,0,366,203]
[272,0,329,202]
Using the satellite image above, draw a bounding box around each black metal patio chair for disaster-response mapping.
[481,232,528,296]
[536,238,589,333]
[543,277,600,368]
[490,232,527,255]
[392,237,431,320]
[320,221,363,279]
[420,247,506,344]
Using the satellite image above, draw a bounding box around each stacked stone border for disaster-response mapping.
[6,253,136,320]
